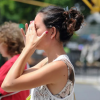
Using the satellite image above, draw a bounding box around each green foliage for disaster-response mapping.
[0,0,39,24]
[64,47,70,53]
[0,0,90,25]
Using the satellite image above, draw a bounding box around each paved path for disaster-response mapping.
[75,84,100,100]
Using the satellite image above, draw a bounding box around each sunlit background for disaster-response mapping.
[0,0,100,100]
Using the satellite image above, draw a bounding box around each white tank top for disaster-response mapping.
[30,55,75,100]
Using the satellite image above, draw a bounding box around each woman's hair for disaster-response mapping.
[38,6,84,42]
[0,22,24,56]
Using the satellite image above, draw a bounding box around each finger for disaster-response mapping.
[25,23,28,34]
[26,25,31,36]
[33,21,36,33]
[38,31,48,41]
[29,21,34,28]
[30,20,34,24]
[34,31,48,47]
[21,28,26,44]
[21,28,25,36]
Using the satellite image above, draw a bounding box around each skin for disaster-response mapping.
[1,13,68,95]
[0,42,12,59]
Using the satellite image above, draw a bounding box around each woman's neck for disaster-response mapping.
[45,43,66,63]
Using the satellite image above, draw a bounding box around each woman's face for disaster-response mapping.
[0,42,9,57]
[34,13,47,36]
[34,13,50,49]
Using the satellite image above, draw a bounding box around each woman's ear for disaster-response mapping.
[51,27,56,39]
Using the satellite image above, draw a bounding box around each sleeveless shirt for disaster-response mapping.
[29,54,75,100]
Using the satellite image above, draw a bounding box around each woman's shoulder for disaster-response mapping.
[37,54,69,68]
[52,54,74,73]
[53,54,70,62]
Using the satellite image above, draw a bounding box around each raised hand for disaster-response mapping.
[25,21,48,50]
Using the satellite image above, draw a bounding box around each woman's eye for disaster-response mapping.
[36,28,38,30]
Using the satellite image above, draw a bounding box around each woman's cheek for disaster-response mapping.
[37,30,43,36]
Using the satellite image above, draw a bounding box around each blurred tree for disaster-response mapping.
[0,0,39,24]
[40,0,90,18]
[0,0,90,25]
[0,0,14,24]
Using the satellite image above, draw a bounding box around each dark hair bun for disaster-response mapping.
[69,8,84,31]
[63,7,84,35]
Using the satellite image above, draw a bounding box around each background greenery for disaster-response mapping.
[0,0,90,25]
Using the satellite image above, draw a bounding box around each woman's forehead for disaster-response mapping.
[34,13,44,24]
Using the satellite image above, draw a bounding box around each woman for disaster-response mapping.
[2,6,84,100]
[0,22,29,100]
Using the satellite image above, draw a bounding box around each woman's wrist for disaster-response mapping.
[22,46,35,58]
[24,44,36,51]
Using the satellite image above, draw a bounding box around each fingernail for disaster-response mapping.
[46,31,48,34]
[30,21,33,24]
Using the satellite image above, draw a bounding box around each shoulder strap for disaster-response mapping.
[53,55,75,83]
[0,91,19,100]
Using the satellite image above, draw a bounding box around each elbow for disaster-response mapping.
[1,82,13,92]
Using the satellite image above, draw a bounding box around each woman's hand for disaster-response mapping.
[21,23,28,45]
[25,21,47,50]
[21,21,33,44]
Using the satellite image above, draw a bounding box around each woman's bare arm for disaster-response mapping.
[1,58,68,92]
